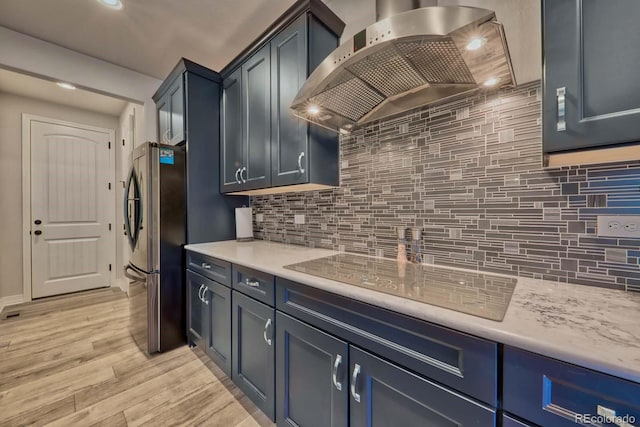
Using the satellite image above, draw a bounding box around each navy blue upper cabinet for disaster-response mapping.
[221,68,245,192]
[543,0,640,156]
[157,76,184,145]
[220,1,344,194]
[349,346,496,427]
[243,45,272,190]
[271,15,308,187]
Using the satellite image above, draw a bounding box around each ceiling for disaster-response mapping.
[0,0,298,79]
[0,68,128,116]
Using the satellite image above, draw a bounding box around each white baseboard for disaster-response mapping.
[0,295,25,314]
[114,278,129,294]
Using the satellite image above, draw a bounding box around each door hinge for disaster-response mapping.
[108,141,111,149]
[109,264,112,271]
[108,223,112,231]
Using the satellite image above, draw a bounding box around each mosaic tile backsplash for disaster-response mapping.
[252,81,640,292]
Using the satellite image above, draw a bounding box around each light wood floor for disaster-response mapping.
[0,288,274,427]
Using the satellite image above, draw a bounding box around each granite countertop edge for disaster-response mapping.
[185,240,640,385]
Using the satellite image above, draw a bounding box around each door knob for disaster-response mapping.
[34,220,42,225]
[34,230,42,235]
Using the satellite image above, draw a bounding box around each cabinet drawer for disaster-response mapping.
[276,278,498,406]
[232,265,274,306]
[186,251,231,286]
[503,347,640,427]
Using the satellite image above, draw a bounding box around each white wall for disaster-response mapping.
[115,102,145,293]
[0,26,161,141]
[0,92,119,299]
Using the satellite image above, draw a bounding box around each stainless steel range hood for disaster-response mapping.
[291,4,516,133]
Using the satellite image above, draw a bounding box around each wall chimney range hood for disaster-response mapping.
[291,3,516,133]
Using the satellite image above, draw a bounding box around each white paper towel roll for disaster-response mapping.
[235,207,253,242]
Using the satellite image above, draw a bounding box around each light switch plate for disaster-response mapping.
[597,215,640,238]
[294,214,305,225]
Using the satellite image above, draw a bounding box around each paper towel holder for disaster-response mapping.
[235,206,254,242]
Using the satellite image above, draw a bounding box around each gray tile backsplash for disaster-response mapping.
[252,81,640,292]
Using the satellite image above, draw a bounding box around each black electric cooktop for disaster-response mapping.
[284,254,518,321]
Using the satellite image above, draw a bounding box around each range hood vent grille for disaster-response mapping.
[291,6,516,133]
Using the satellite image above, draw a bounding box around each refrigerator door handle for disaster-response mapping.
[124,166,143,251]
[124,263,146,282]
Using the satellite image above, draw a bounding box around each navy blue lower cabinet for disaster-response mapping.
[349,346,496,427]
[186,270,208,348]
[502,414,534,427]
[204,279,231,376]
[503,347,640,427]
[276,312,348,427]
[232,291,275,421]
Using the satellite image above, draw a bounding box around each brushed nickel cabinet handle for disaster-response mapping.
[263,318,272,346]
[235,168,241,184]
[332,354,343,391]
[201,262,211,270]
[557,87,566,132]
[244,278,260,288]
[297,152,305,174]
[198,284,205,302]
[240,166,247,183]
[202,287,209,305]
[351,363,361,403]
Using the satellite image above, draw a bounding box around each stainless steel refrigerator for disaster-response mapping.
[123,142,186,354]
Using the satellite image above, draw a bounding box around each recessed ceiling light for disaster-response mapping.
[307,105,320,115]
[97,0,123,10]
[483,77,501,87]
[57,82,77,90]
[466,37,487,51]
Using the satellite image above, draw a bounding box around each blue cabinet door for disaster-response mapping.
[242,44,271,190]
[186,270,208,348]
[543,0,640,153]
[270,14,308,187]
[276,312,348,427]
[205,279,231,377]
[349,346,496,427]
[221,68,244,192]
[232,290,275,420]
[167,76,185,145]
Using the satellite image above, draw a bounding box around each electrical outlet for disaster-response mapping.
[255,213,264,223]
[294,214,305,225]
[597,215,640,238]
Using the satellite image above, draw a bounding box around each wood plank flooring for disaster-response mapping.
[0,288,274,427]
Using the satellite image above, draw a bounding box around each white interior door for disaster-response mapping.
[30,119,114,299]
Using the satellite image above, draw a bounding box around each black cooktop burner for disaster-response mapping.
[284,254,518,321]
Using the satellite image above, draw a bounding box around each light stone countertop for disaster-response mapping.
[185,240,640,384]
